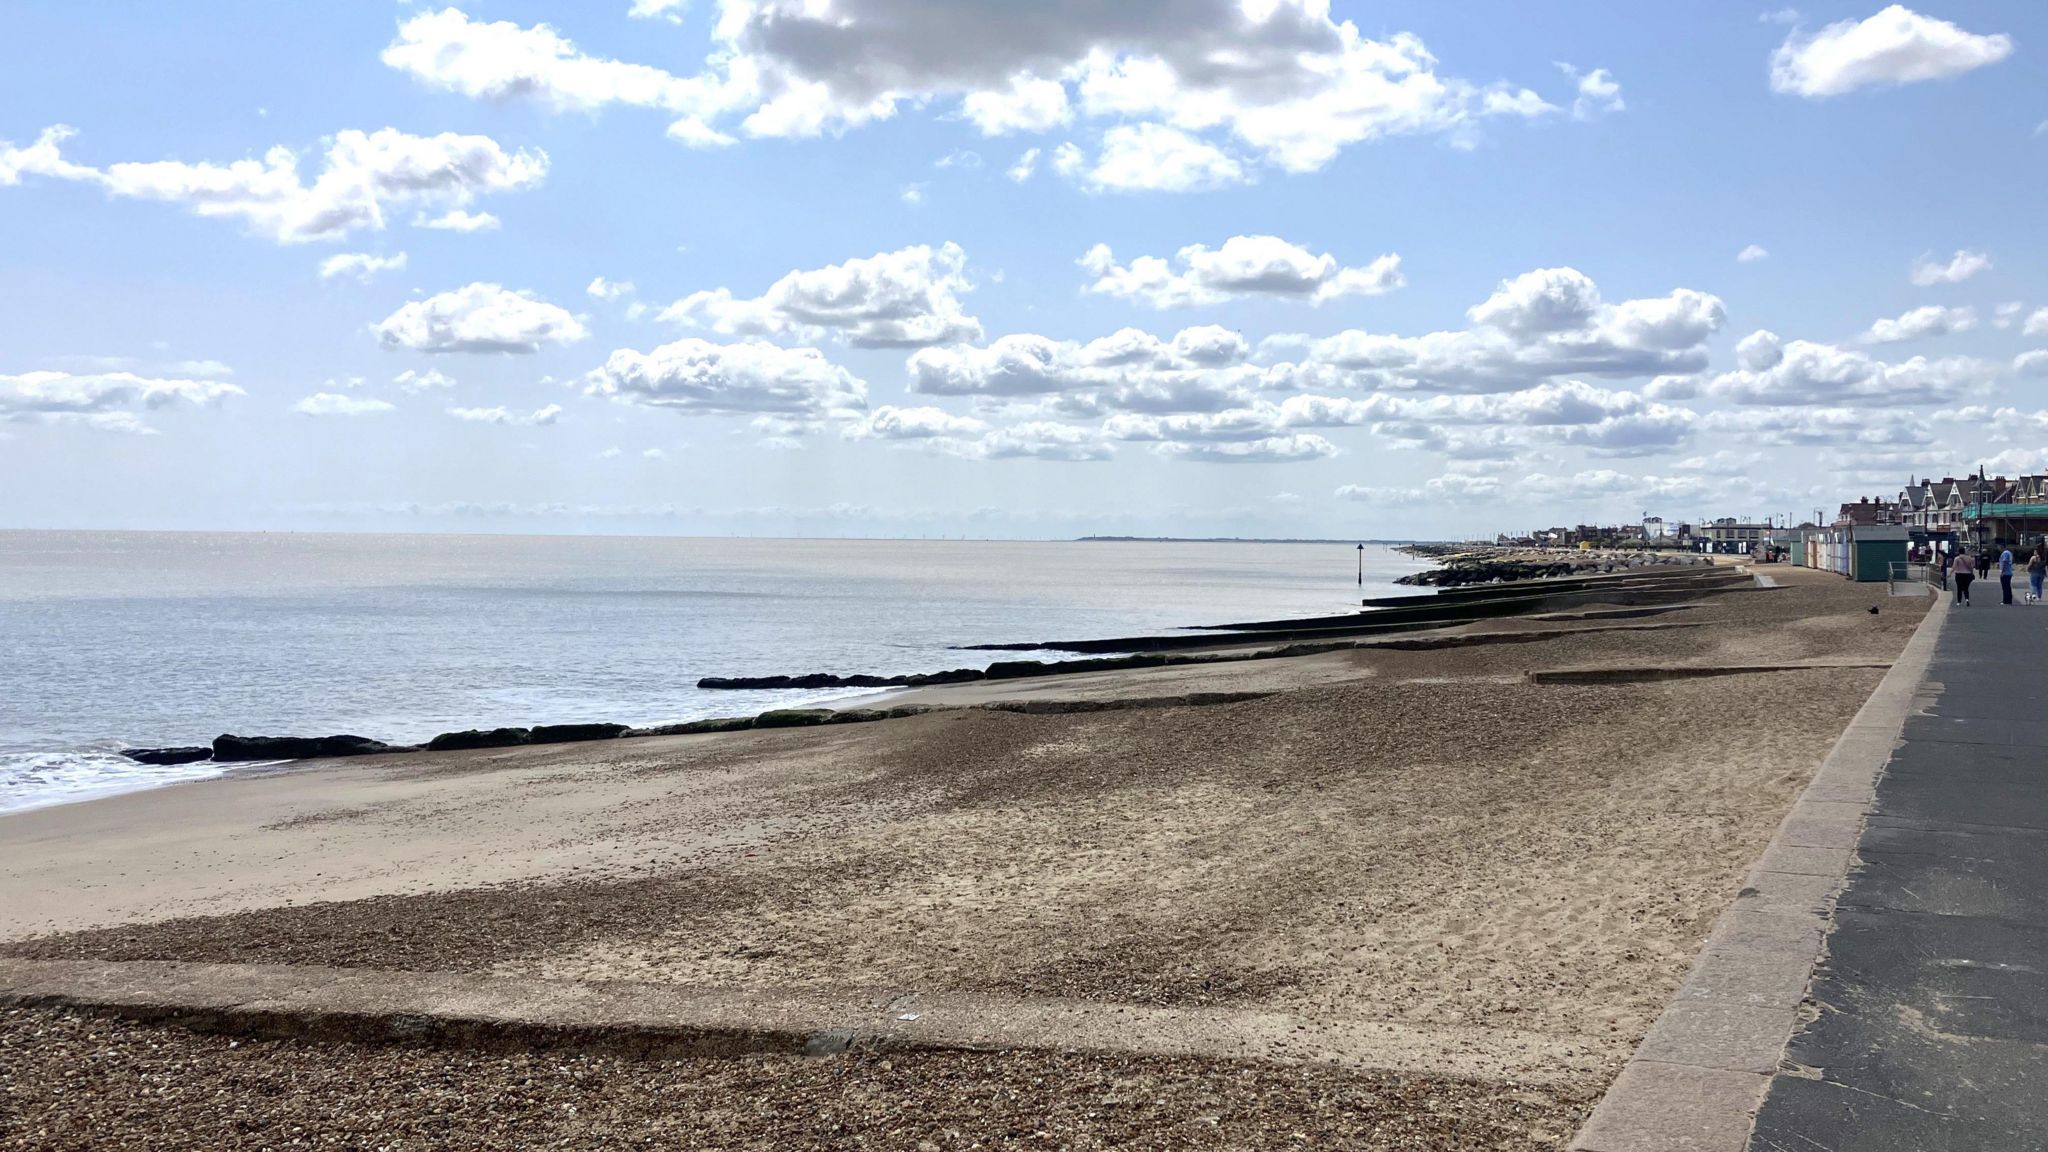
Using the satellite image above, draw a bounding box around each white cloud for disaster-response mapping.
[627,0,687,22]
[587,276,636,301]
[1080,235,1403,308]
[0,124,545,244]
[1704,339,1996,406]
[447,403,562,425]
[1006,148,1041,182]
[1737,244,1770,263]
[843,405,989,441]
[2021,308,2048,337]
[1270,267,1726,394]
[417,208,502,233]
[909,324,1258,412]
[1993,302,2024,329]
[1556,63,1625,119]
[0,369,242,432]
[318,251,408,282]
[393,368,456,392]
[971,422,1113,461]
[2015,351,2048,378]
[585,338,868,418]
[381,5,1564,185]
[935,150,983,170]
[1701,406,1935,447]
[1737,329,1785,371]
[899,182,927,205]
[1910,248,1992,286]
[294,392,395,417]
[1863,304,1978,343]
[960,74,1073,135]
[643,447,669,460]
[1153,434,1338,463]
[662,242,980,348]
[1770,5,2013,98]
[377,283,589,354]
[1074,123,1245,193]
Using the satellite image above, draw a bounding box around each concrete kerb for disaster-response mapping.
[1569,595,1950,1152]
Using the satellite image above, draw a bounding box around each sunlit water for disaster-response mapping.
[0,531,1426,812]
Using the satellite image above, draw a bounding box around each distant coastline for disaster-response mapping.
[1076,536,1443,545]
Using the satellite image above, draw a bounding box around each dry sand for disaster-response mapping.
[0,567,1926,1150]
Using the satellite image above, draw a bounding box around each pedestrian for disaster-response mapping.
[2000,544,2016,605]
[1953,548,1974,606]
[1977,548,1992,582]
[2029,545,2045,604]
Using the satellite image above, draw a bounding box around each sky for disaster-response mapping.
[2,1,2044,540]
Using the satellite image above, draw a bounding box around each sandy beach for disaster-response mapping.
[0,567,1926,1150]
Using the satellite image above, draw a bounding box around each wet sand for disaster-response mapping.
[0,567,1925,1150]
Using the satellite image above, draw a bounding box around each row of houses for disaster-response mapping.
[1495,517,1779,553]
[1825,475,2048,546]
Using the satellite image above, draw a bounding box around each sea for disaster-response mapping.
[0,531,1428,814]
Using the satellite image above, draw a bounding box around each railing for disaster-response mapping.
[1889,562,1937,596]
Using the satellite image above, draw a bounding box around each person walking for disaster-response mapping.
[2029,545,2045,604]
[1953,548,1975,606]
[2000,544,2017,605]
[1977,547,1992,582]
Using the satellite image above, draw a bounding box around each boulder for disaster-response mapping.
[902,667,985,687]
[212,734,393,762]
[982,660,1050,680]
[121,746,213,766]
[623,717,756,737]
[424,728,531,753]
[824,709,889,725]
[697,673,903,690]
[527,723,629,745]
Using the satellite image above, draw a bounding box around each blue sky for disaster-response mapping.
[2,1,2043,538]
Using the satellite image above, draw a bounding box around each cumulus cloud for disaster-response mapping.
[382,4,1563,184]
[662,243,981,348]
[1267,267,1726,394]
[377,283,589,354]
[1071,124,1245,193]
[1556,63,1624,119]
[318,251,407,282]
[1863,304,1978,343]
[1006,148,1041,182]
[0,369,242,432]
[1770,5,2012,98]
[417,208,502,232]
[585,338,868,419]
[1153,434,1337,463]
[293,392,395,417]
[1704,339,1996,406]
[394,368,456,392]
[909,324,1259,413]
[1080,236,1403,308]
[0,124,545,244]
[2028,308,2048,337]
[843,405,989,441]
[447,403,562,425]
[2014,351,2048,377]
[1701,406,1935,447]
[1101,380,1694,460]
[1910,248,1992,286]
[1737,244,1770,263]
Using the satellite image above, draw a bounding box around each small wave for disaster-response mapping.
[0,752,227,816]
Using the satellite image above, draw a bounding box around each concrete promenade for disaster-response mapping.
[1748,594,2048,1148]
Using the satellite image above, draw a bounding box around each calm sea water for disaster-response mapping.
[0,531,1426,813]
